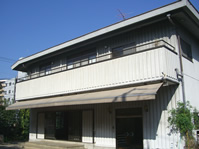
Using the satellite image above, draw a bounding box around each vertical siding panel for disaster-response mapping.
[82,110,93,143]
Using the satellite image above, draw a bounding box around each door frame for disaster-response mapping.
[115,107,144,149]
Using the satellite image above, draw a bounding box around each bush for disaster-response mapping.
[168,101,199,149]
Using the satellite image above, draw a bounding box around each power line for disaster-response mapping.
[0,57,16,63]
[184,73,199,82]
[0,57,16,61]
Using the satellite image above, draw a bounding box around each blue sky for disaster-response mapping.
[0,0,199,79]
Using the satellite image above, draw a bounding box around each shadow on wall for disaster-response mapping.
[144,84,178,148]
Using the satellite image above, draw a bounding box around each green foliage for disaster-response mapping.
[168,101,199,148]
[0,99,30,142]
[193,108,199,130]
[18,109,30,140]
[168,101,193,137]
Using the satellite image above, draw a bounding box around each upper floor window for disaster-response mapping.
[40,62,52,75]
[9,82,11,86]
[67,49,96,69]
[112,42,136,58]
[181,38,192,60]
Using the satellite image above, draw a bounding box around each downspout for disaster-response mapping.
[167,14,186,104]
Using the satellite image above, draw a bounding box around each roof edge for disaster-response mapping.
[12,0,188,70]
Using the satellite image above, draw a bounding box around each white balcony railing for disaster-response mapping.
[15,40,179,100]
[17,40,175,83]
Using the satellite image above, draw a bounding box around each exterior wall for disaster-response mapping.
[37,113,45,139]
[16,47,179,100]
[29,84,183,149]
[82,110,93,143]
[178,27,199,109]
[29,109,37,140]
[15,20,180,101]
[2,78,15,103]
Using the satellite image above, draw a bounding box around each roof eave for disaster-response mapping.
[13,0,195,71]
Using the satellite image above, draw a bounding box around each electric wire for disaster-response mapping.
[0,57,16,63]
[184,73,199,82]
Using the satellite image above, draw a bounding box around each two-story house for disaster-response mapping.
[7,0,199,149]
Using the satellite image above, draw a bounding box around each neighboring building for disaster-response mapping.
[0,80,6,105]
[7,1,199,149]
[0,78,16,104]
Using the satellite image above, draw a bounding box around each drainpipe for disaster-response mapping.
[167,14,186,105]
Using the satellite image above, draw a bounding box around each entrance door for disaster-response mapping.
[68,111,82,141]
[55,112,67,140]
[44,111,82,141]
[45,112,56,139]
[116,108,143,149]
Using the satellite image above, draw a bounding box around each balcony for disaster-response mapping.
[15,40,179,100]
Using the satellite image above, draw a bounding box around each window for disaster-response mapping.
[112,42,136,58]
[181,38,192,60]
[89,54,96,64]
[67,60,74,69]
[9,90,11,94]
[9,82,11,86]
[40,62,52,75]
[67,49,96,69]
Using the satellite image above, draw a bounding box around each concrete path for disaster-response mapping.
[0,143,23,149]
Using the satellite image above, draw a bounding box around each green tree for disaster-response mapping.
[17,109,30,140]
[0,101,18,141]
[168,101,199,148]
[0,99,30,142]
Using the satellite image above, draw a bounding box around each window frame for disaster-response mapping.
[180,38,192,61]
[66,49,97,69]
[112,42,136,58]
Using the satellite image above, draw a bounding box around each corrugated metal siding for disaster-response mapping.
[82,110,93,143]
[29,85,181,148]
[37,113,45,139]
[16,47,176,100]
[16,20,179,100]
[143,85,179,149]
[29,109,37,140]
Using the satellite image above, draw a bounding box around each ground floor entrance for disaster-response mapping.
[116,108,143,149]
[44,110,82,142]
[28,85,177,148]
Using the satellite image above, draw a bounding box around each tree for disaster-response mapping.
[0,99,30,142]
[168,101,199,148]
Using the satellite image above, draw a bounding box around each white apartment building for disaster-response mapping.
[0,78,15,104]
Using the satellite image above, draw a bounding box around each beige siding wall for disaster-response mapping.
[16,20,180,101]
[29,85,181,149]
[177,27,199,109]
[82,110,93,143]
[27,20,177,76]
[16,47,179,100]
[37,113,45,139]
[29,109,37,140]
